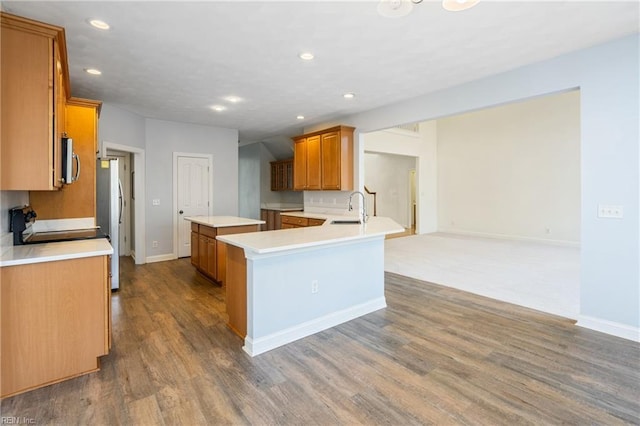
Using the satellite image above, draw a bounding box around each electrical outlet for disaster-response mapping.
[598,204,624,219]
[152,199,160,206]
[152,240,159,248]
[311,280,319,294]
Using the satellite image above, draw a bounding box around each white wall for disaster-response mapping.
[364,152,416,228]
[314,34,639,335]
[437,90,580,244]
[239,143,261,220]
[99,104,146,151]
[145,119,238,257]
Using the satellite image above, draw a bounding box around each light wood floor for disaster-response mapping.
[2,257,638,425]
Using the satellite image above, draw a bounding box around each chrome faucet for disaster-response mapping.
[348,191,368,223]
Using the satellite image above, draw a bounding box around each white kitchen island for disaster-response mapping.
[217,215,403,356]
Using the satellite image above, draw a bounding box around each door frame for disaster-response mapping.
[102,141,146,264]
[172,152,213,259]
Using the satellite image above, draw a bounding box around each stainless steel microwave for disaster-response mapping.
[61,136,80,184]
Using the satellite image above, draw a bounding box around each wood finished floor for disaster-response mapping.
[2,257,639,425]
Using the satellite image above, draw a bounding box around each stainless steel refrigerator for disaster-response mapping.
[96,158,122,290]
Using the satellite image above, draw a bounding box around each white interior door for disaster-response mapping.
[177,156,210,257]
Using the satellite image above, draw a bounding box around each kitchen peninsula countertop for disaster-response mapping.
[217,215,403,255]
[0,238,113,268]
[184,216,265,227]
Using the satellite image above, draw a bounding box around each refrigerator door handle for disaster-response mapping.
[118,180,124,224]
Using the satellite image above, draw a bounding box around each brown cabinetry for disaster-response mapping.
[29,98,102,219]
[1,12,70,190]
[190,222,260,285]
[280,215,326,229]
[1,255,110,398]
[270,159,294,191]
[292,126,354,191]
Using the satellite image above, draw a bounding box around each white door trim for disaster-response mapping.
[172,152,213,260]
[102,141,146,265]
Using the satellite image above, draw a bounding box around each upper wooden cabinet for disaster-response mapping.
[29,98,102,219]
[1,13,70,190]
[270,159,294,191]
[292,126,354,191]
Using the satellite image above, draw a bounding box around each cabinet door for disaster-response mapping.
[190,231,199,267]
[321,131,341,190]
[293,138,307,190]
[306,135,322,190]
[1,24,56,190]
[198,235,208,274]
[205,237,217,278]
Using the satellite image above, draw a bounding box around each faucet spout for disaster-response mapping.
[348,191,368,223]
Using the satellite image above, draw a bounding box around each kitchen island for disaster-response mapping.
[217,215,403,356]
[185,216,264,285]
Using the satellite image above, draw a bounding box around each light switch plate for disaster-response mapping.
[598,204,623,219]
[152,199,160,206]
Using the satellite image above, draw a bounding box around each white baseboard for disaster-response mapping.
[243,297,387,357]
[145,253,176,263]
[577,315,640,342]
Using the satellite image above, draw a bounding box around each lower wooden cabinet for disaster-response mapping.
[190,222,259,285]
[0,255,110,398]
[280,215,325,229]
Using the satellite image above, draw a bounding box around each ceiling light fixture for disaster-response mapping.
[224,96,242,103]
[299,52,314,61]
[377,0,413,19]
[442,0,480,12]
[343,93,356,99]
[84,68,102,75]
[296,115,305,120]
[210,105,226,112]
[88,19,110,30]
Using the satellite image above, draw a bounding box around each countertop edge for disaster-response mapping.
[0,239,114,268]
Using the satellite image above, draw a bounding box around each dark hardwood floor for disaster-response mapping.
[2,257,639,425]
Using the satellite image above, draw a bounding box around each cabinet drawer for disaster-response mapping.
[200,225,217,238]
[191,222,199,233]
[308,218,325,227]
[281,215,308,226]
[280,223,297,229]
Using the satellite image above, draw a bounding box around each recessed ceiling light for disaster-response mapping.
[296,115,305,120]
[299,52,314,61]
[442,0,479,12]
[89,19,110,30]
[224,96,242,103]
[84,68,102,75]
[343,92,356,99]
[210,105,226,112]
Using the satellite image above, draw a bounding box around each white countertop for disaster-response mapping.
[217,215,403,255]
[0,238,114,267]
[184,216,265,228]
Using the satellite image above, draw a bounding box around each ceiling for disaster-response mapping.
[2,1,638,143]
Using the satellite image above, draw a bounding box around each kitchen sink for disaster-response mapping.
[330,219,362,225]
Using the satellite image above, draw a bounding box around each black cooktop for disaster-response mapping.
[23,228,109,244]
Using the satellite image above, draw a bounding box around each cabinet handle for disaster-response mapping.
[72,153,81,182]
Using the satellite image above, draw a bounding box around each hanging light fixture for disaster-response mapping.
[377,0,414,18]
[442,0,480,12]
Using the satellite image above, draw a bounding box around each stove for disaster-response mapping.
[9,206,109,245]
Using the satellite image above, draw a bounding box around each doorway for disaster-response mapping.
[173,153,212,258]
[102,142,146,264]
